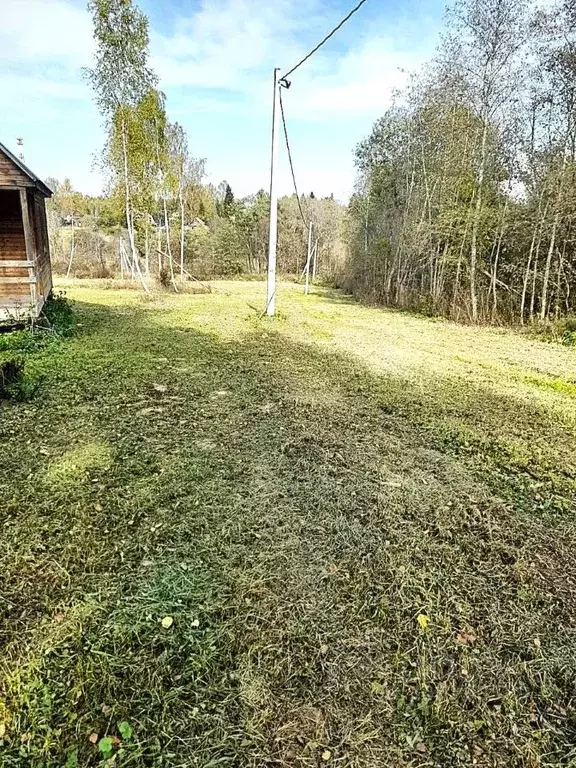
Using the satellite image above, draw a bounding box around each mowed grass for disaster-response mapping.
[1,279,576,768]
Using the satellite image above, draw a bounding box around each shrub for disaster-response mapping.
[42,292,76,337]
[0,358,40,401]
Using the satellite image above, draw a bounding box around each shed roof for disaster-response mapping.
[0,141,52,197]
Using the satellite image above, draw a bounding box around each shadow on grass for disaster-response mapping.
[1,298,576,767]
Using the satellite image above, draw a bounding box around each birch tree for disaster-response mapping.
[442,0,528,321]
[86,0,157,287]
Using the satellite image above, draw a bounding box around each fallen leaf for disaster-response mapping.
[456,631,476,645]
[0,723,6,738]
[53,613,65,623]
[153,383,167,393]
[94,503,103,512]
[416,742,427,753]
[417,613,429,631]
[161,616,174,629]
[88,733,99,744]
[101,703,111,715]
[321,749,332,761]
[534,637,541,649]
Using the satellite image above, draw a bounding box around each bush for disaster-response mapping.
[0,295,74,356]
[531,315,576,346]
[42,293,76,337]
[0,358,40,401]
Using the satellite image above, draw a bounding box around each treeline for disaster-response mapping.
[53,0,345,287]
[345,0,576,324]
[47,179,344,284]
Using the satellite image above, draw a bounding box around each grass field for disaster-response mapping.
[1,279,576,768]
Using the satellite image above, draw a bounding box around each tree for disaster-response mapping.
[166,122,189,280]
[442,0,529,321]
[86,0,158,289]
[223,184,235,217]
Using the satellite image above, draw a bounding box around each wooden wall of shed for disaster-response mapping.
[0,154,33,188]
[30,190,52,304]
[0,189,32,307]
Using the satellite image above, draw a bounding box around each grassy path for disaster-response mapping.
[1,280,576,767]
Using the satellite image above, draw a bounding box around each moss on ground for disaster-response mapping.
[1,279,575,767]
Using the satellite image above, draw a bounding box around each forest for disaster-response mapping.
[43,0,576,330]
[46,1,345,290]
[346,0,576,324]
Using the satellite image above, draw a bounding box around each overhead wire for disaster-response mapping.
[282,0,369,80]
[278,86,307,227]
[277,0,370,222]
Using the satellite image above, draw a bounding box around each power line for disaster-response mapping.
[279,86,307,226]
[282,0,369,80]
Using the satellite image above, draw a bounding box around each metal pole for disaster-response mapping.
[305,221,313,295]
[266,68,281,316]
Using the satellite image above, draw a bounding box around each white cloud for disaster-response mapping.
[151,0,326,90]
[281,38,421,120]
[0,0,93,116]
[0,0,441,200]
[152,0,433,122]
[0,0,92,66]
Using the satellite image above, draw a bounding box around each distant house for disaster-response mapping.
[0,142,53,321]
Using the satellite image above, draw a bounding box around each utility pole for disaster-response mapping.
[266,68,281,316]
[305,221,313,295]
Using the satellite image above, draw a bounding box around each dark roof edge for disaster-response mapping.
[0,141,53,197]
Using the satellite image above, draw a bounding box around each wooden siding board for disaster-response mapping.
[33,190,53,300]
[0,180,52,320]
[0,154,32,187]
[0,190,28,312]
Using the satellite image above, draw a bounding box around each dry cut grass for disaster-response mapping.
[1,279,575,767]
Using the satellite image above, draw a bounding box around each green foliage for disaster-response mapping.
[345,0,576,325]
[0,358,40,402]
[118,720,133,740]
[42,293,76,337]
[0,296,75,402]
[98,736,114,757]
[223,183,234,217]
[213,220,245,275]
[86,0,157,116]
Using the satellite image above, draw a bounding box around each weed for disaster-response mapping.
[40,292,76,337]
[0,358,41,401]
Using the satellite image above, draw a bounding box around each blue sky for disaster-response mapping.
[0,0,444,201]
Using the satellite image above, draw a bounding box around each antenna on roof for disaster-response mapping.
[16,136,24,162]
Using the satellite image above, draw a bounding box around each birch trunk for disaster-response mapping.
[470,121,488,323]
[179,186,185,280]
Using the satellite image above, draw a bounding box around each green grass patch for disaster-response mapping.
[1,280,576,766]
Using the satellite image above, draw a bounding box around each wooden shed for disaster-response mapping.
[0,141,53,322]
